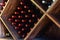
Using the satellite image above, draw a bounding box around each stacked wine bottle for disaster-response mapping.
[8,0,43,38]
[34,0,55,10]
[0,0,8,13]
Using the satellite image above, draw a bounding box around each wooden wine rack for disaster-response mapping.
[0,0,60,40]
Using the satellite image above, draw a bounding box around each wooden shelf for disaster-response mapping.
[0,0,60,40]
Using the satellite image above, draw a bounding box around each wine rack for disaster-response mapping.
[0,0,60,40]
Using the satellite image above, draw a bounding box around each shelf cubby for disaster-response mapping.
[35,17,60,40]
[1,0,44,40]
